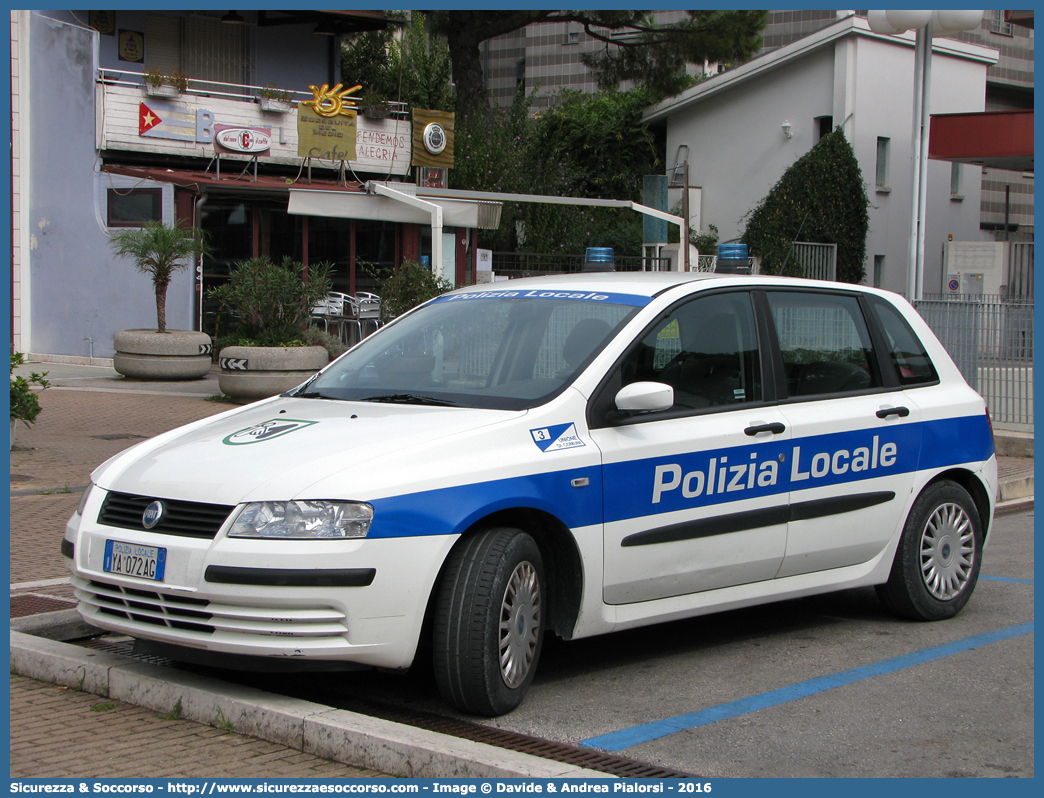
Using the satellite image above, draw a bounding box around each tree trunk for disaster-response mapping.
[445,23,487,118]
[155,281,169,334]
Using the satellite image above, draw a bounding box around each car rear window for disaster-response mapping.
[869,297,939,386]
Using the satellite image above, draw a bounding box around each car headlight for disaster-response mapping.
[228,501,374,539]
[76,483,95,517]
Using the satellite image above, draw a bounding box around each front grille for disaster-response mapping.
[73,577,349,639]
[84,579,215,634]
[98,491,234,539]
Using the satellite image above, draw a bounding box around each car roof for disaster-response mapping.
[446,272,880,300]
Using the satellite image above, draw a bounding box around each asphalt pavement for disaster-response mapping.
[8,360,1034,778]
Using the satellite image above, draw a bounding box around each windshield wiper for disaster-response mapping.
[360,393,457,407]
[292,391,337,400]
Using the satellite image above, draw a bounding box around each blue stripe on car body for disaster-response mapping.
[365,415,993,539]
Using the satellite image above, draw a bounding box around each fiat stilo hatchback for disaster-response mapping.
[65,273,997,716]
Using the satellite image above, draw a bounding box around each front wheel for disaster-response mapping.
[876,480,983,621]
[433,527,545,716]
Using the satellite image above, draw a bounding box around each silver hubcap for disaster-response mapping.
[499,561,541,689]
[920,502,975,600]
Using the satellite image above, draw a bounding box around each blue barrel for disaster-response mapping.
[583,247,615,272]
[715,243,751,274]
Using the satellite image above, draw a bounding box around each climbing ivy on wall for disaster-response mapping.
[742,128,870,283]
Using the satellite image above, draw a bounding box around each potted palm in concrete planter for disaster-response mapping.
[109,220,213,380]
[209,256,334,403]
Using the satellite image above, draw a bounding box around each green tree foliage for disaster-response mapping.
[108,221,210,333]
[452,86,661,255]
[342,13,454,112]
[208,257,333,347]
[429,10,767,115]
[579,10,768,96]
[742,128,870,283]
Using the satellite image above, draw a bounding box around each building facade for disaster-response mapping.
[481,9,1033,247]
[10,10,485,362]
[641,15,999,297]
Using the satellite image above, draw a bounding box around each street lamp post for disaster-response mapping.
[867,10,983,301]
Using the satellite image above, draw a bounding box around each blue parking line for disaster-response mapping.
[980,575,1034,584]
[582,620,1034,751]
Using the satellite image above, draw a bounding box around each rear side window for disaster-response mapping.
[767,291,880,397]
[869,297,939,386]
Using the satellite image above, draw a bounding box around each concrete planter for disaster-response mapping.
[113,330,213,380]
[218,346,328,404]
[258,97,292,113]
[142,84,182,99]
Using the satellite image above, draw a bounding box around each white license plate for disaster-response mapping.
[103,539,167,582]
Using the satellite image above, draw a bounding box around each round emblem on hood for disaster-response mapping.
[142,500,165,530]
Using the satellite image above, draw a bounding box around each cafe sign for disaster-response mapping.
[215,124,272,155]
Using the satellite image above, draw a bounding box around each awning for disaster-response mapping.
[929,110,1033,172]
[100,163,366,196]
[288,187,503,229]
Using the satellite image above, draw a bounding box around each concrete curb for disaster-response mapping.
[998,474,1033,503]
[9,626,611,780]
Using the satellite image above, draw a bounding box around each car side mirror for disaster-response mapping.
[615,382,674,414]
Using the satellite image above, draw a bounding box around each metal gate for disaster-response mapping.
[790,242,837,281]
[915,295,1033,428]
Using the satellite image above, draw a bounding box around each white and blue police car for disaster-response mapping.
[65,272,997,716]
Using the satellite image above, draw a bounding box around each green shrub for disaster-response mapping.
[302,325,350,360]
[379,260,454,321]
[742,128,869,283]
[10,353,50,427]
[208,257,333,347]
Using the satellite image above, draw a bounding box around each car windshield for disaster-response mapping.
[297,292,641,410]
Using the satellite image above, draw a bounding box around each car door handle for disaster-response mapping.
[876,406,910,419]
[744,422,786,436]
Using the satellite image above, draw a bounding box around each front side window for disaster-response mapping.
[616,291,762,411]
[767,291,880,397]
[301,294,638,410]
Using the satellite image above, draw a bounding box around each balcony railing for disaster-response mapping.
[98,68,410,115]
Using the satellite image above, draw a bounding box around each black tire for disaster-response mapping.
[433,527,545,716]
[876,480,983,621]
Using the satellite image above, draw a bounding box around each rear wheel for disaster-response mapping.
[433,527,545,716]
[876,480,983,621]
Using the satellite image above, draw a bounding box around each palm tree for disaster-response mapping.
[109,221,210,333]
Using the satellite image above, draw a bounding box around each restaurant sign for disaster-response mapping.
[297,106,357,161]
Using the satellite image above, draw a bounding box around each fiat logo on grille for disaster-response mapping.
[142,500,165,530]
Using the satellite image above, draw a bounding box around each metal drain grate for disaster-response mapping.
[10,594,77,618]
[75,637,695,778]
[350,702,696,777]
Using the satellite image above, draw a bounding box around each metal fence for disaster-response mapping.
[915,294,1033,428]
